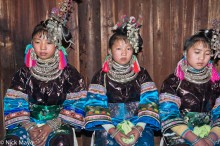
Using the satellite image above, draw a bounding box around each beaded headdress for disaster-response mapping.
[112,15,142,53]
[45,0,74,48]
[211,19,220,59]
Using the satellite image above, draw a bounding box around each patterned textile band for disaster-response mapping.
[30,104,62,121]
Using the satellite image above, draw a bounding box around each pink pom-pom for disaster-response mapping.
[58,50,67,70]
[133,60,140,73]
[102,61,109,72]
[25,50,32,67]
[210,64,220,82]
[32,60,36,67]
[175,60,185,80]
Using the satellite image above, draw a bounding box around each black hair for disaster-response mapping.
[32,19,72,48]
[31,21,47,38]
[183,29,213,51]
[108,26,143,54]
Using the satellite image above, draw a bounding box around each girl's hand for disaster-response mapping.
[183,131,209,146]
[114,131,131,146]
[127,126,143,145]
[32,124,52,146]
[204,138,214,146]
[109,128,131,146]
[194,138,209,146]
[28,126,40,141]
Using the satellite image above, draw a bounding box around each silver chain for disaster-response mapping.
[181,61,211,84]
[107,57,138,83]
[30,49,63,82]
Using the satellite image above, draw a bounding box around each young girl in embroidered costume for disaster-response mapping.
[4,1,86,146]
[159,24,220,146]
[84,15,160,146]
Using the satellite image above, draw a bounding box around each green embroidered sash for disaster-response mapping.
[30,104,62,121]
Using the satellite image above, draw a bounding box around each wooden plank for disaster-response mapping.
[68,2,80,71]
[170,0,184,70]
[78,0,101,85]
[152,0,171,88]
[137,0,155,79]
[194,0,209,31]
[117,0,129,18]
[182,0,195,41]
[100,0,114,63]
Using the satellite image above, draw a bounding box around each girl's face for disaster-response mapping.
[32,32,56,60]
[186,41,211,70]
[109,39,133,65]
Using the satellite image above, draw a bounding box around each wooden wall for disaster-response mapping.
[0,0,220,145]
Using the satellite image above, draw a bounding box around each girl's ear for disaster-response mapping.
[108,49,112,55]
[183,51,187,58]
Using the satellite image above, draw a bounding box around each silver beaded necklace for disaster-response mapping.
[30,49,63,82]
[181,61,211,84]
[107,57,138,83]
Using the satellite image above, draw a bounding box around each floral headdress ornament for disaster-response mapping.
[46,0,74,48]
[112,15,142,53]
[211,19,220,59]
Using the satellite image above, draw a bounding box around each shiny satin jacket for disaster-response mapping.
[84,67,160,131]
[159,73,220,136]
[4,64,86,129]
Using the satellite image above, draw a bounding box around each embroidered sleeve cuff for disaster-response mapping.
[171,124,189,136]
[161,118,186,133]
[210,126,220,138]
[212,118,220,128]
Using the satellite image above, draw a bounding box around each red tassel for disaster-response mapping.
[25,50,32,67]
[133,61,140,73]
[102,61,109,72]
[25,49,36,67]
[59,50,67,70]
